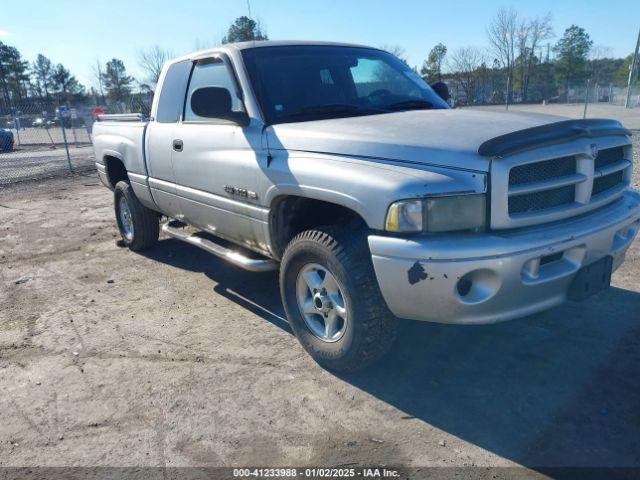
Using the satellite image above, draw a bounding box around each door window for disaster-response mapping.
[184,59,242,122]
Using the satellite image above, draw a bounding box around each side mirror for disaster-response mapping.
[430,82,451,103]
[190,86,250,126]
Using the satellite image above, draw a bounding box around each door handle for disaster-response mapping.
[173,139,183,152]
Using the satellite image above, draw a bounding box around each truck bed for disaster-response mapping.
[92,117,150,180]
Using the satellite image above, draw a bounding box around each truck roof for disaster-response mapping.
[170,40,380,64]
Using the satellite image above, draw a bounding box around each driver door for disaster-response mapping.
[171,56,268,251]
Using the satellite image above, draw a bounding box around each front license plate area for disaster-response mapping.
[568,255,613,301]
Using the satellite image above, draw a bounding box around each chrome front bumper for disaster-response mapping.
[368,190,640,324]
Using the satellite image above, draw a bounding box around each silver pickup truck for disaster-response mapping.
[92,41,640,371]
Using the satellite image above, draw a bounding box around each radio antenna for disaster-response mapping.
[247,0,256,47]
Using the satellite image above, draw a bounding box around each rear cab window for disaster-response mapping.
[155,60,192,123]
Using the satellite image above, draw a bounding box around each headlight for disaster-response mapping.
[385,194,486,233]
[385,199,424,232]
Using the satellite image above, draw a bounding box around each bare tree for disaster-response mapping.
[588,44,614,86]
[517,13,553,101]
[449,47,484,103]
[488,8,553,103]
[487,7,518,102]
[379,44,409,65]
[138,45,172,87]
[516,19,530,101]
[589,45,613,61]
[91,59,106,104]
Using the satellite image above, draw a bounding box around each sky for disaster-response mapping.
[1,0,639,89]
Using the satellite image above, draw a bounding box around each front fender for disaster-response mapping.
[261,151,486,230]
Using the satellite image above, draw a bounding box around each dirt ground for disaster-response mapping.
[1,138,640,476]
[0,145,95,186]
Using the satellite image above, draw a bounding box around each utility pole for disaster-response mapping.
[546,43,550,63]
[505,72,510,111]
[57,107,73,172]
[583,78,590,118]
[626,27,640,108]
[609,83,613,104]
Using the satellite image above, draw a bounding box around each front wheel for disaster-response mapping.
[280,227,397,372]
[114,181,159,251]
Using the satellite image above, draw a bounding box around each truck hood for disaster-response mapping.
[266,109,565,172]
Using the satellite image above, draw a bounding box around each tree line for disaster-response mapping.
[1,11,637,113]
[0,15,267,114]
[419,7,638,104]
[0,42,141,112]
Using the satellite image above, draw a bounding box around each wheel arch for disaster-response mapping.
[269,195,369,260]
[103,154,129,189]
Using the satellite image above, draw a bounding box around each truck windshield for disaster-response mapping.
[242,45,449,125]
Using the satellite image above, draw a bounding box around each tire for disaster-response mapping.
[280,226,397,372]
[114,180,159,251]
[0,137,11,152]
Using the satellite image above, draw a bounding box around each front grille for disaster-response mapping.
[509,185,575,214]
[508,156,577,215]
[595,146,624,169]
[505,146,629,218]
[593,170,624,196]
[493,141,631,229]
[509,156,576,185]
[592,146,626,197]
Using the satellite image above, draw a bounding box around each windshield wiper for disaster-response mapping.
[300,104,362,114]
[278,104,359,120]
[383,100,434,111]
[277,103,386,121]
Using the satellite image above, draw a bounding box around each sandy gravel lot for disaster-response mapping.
[0,146,95,185]
[1,136,639,476]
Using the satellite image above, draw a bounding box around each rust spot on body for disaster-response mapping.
[408,261,428,285]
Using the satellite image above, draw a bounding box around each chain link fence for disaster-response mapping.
[0,101,98,186]
[1,83,636,187]
[564,83,640,107]
[0,93,153,187]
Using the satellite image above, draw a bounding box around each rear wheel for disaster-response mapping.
[280,227,397,372]
[0,136,12,152]
[114,181,159,251]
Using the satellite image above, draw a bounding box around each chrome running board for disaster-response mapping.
[161,221,278,272]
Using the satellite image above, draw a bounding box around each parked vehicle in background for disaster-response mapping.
[91,41,640,371]
[32,117,47,128]
[52,115,72,129]
[0,128,14,152]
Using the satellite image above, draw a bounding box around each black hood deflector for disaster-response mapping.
[478,118,631,158]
